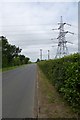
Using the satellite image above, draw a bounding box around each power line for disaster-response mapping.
[1,24,58,27]
[1,23,78,28]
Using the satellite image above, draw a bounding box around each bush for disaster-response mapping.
[38,53,80,113]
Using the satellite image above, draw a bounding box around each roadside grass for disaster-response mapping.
[0,68,2,72]
[38,66,78,118]
[2,64,27,72]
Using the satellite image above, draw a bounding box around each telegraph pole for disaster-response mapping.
[40,49,42,60]
[52,16,74,58]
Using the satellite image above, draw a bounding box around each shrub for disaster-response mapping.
[38,53,80,113]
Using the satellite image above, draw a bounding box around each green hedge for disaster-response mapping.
[38,53,80,113]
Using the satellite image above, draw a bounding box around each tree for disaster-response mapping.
[13,57,21,66]
[1,36,22,67]
[1,36,31,68]
[19,55,25,64]
[36,58,40,63]
[24,57,30,64]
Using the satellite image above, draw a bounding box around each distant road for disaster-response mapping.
[2,64,37,118]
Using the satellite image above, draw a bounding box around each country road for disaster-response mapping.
[2,64,37,118]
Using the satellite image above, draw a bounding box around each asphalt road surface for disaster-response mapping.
[2,64,37,118]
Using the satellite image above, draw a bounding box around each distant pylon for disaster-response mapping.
[48,50,50,60]
[52,16,74,59]
[40,49,42,60]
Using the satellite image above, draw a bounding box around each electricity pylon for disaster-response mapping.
[48,50,50,60]
[40,49,42,60]
[52,16,74,58]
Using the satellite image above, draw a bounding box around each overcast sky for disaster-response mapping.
[0,0,78,62]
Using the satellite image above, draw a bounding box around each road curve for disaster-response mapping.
[2,64,37,118]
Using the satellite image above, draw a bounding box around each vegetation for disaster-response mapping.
[38,53,80,114]
[0,38,2,68]
[0,36,30,68]
[37,67,78,118]
[36,58,40,63]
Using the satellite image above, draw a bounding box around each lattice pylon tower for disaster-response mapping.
[40,49,42,60]
[55,16,69,58]
[48,50,50,60]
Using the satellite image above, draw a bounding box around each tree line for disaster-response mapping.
[0,36,30,68]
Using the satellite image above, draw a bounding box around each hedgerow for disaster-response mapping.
[38,53,80,113]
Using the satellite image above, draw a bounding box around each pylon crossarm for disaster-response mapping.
[67,31,74,35]
[58,23,66,29]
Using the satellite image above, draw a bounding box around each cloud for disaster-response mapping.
[0,1,78,61]
[2,0,79,2]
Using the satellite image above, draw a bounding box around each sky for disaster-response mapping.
[0,0,78,62]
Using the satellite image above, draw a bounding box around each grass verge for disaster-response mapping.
[37,66,78,118]
[2,64,27,72]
